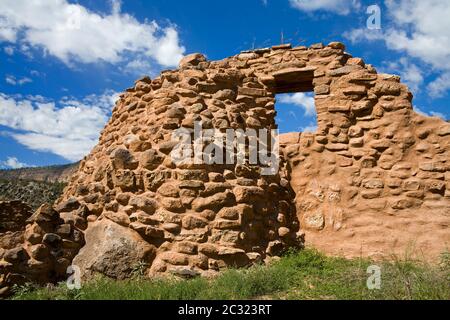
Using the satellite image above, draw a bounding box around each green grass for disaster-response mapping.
[11,249,450,300]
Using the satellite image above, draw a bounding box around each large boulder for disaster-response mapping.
[72,219,156,280]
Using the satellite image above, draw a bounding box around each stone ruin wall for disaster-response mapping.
[1,41,449,295]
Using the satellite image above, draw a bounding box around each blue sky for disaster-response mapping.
[0,0,449,168]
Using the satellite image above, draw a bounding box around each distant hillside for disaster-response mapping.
[0,162,79,183]
[0,179,66,210]
[0,163,78,210]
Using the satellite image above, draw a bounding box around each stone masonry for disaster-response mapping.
[1,41,449,296]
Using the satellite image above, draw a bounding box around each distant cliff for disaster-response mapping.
[0,162,79,183]
[0,163,78,210]
[0,179,66,210]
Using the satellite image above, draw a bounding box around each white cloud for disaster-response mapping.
[0,91,119,161]
[0,157,30,169]
[430,111,446,119]
[300,122,318,133]
[414,106,446,120]
[382,0,450,71]
[3,45,13,55]
[5,76,15,85]
[0,16,16,42]
[0,0,185,67]
[343,28,384,43]
[123,58,153,76]
[427,72,450,98]
[278,92,316,116]
[30,70,41,77]
[345,0,450,97]
[288,110,298,120]
[289,0,361,15]
[397,62,424,94]
[5,75,32,86]
[152,27,185,67]
[413,106,428,117]
[383,58,424,94]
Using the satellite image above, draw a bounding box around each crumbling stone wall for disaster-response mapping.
[1,41,449,296]
[61,51,303,279]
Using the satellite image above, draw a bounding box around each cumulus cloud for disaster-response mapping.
[345,0,450,97]
[277,92,316,116]
[0,91,119,161]
[0,0,185,67]
[289,0,361,15]
[0,157,30,169]
[382,0,450,70]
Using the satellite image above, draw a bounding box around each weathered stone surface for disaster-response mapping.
[179,53,206,68]
[328,65,361,76]
[272,67,315,79]
[191,192,235,212]
[55,198,80,213]
[129,196,158,215]
[182,215,209,230]
[233,186,264,203]
[110,148,138,170]
[72,219,156,280]
[103,211,130,227]
[140,149,162,170]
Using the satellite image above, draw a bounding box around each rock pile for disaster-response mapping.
[0,201,84,296]
[1,41,449,296]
